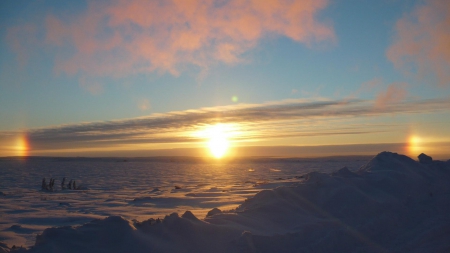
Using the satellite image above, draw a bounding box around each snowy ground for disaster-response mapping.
[1,153,450,252]
[0,156,368,250]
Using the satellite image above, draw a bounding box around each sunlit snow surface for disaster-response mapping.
[2,153,450,253]
[0,156,368,248]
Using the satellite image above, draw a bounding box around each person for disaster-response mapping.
[49,178,54,189]
[41,178,47,190]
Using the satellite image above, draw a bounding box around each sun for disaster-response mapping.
[205,124,230,159]
[192,123,239,159]
[208,134,229,158]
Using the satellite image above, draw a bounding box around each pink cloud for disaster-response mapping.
[42,0,334,79]
[79,76,104,95]
[351,78,383,98]
[138,98,151,111]
[6,24,38,67]
[375,82,408,109]
[387,0,450,87]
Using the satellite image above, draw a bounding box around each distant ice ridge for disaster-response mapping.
[9,152,450,253]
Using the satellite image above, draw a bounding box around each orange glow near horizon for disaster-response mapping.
[16,134,29,157]
[407,135,421,157]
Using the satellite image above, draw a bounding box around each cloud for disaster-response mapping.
[346,77,383,99]
[1,96,449,154]
[27,0,334,80]
[347,79,408,110]
[387,0,450,87]
[79,76,104,94]
[6,24,38,67]
[375,82,408,109]
[138,99,151,111]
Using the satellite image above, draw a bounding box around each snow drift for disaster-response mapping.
[10,152,450,253]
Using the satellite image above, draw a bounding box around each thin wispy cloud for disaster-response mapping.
[138,99,151,111]
[1,96,449,153]
[375,82,408,109]
[387,0,450,87]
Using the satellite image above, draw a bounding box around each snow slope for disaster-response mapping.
[8,152,450,253]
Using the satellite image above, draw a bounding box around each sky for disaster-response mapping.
[1,0,450,158]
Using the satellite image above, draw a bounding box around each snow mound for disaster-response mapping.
[418,153,433,164]
[206,208,222,217]
[13,152,450,253]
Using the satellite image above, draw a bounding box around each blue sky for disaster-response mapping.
[1,0,449,157]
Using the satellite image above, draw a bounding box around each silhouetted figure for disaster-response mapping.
[68,180,73,189]
[49,178,54,190]
[41,178,47,190]
[61,177,66,189]
[73,180,77,190]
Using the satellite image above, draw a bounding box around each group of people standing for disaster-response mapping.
[41,177,80,191]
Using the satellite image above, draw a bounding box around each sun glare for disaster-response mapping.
[208,134,229,158]
[192,123,241,159]
[197,124,233,159]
